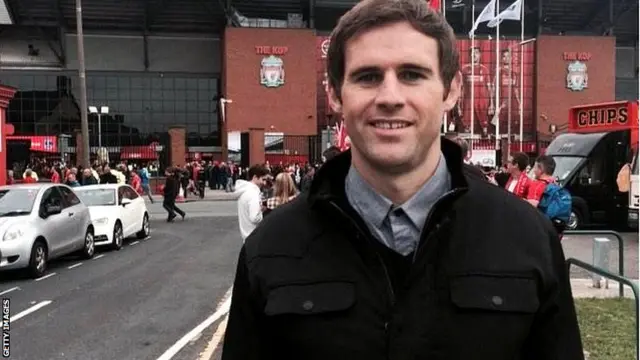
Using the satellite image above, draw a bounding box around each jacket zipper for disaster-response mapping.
[328,201,396,306]
[412,188,465,264]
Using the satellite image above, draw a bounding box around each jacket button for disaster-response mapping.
[302,300,314,311]
[492,296,503,306]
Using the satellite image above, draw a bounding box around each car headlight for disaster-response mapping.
[93,217,109,225]
[3,225,26,242]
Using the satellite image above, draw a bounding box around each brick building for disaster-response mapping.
[0,0,636,169]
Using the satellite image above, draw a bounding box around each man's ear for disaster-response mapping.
[328,85,342,113]
[443,71,462,112]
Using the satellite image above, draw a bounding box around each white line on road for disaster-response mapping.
[0,287,19,296]
[94,254,105,260]
[198,314,229,360]
[156,287,233,360]
[130,241,140,246]
[34,273,57,282]
[12,300,52,322]
[68,262,83,269]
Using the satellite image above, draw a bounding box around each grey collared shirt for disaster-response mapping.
[345,153,451,256]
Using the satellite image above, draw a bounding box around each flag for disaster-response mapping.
[487,0,522,27]
[333,120,350,151]
[469,0,496,36]
[428,0,441,12]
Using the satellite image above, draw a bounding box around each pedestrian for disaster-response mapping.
[163,167,186,222]
[221,1,583,359]
[234,164,269,242]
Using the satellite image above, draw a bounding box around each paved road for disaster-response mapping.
[562,231,638,279]
[0,204,241,360]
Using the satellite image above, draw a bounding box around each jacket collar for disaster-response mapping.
[308,137,469,206]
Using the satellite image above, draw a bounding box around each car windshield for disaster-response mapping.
[550,156,584,183]
[0,189,39,216]
[75,189,116,206]
[632,151,638,175]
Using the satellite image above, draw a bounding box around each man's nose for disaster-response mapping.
[375,73,405,111]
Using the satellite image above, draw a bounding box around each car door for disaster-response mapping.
[58,186,86,249]
[38,187,69,258]
[118,186,136,236]
[124,186,144,233]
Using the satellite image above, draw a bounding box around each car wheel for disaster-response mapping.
[566,209,581,230]
[136,213,150,239]
[111,221,124,251]
[81,228,96,259]
[28,240,47,278]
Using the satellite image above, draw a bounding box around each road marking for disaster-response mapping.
[0,287,19,296]
[156,287,233,360]
[130,241,140,246]
[68,262,83,269]
[198,314,229,360]
[12,300,52,322]
[94,254,105,260]
[34,273,57,282]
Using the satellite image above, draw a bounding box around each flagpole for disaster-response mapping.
[470,0,475,144]
[494,0,500,151]
[519,0,525,152]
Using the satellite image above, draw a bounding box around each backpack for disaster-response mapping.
[538,181,572,223]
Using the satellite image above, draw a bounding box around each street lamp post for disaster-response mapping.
[89,106,109,149]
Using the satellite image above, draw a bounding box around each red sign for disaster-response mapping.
[569,100,639,148]
[255,46,288,55]
[7,135,57,153]
[563,52,592,61]
[120,145,158,160]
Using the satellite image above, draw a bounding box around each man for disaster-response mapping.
[234,164,269,242]
[222,1,583,359]
[527,155,556,208]
[163,167,186,222]
[460,46,494,136]
[496,48,521,135]
[504,151,531,199]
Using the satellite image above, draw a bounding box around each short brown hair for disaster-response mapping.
[511,152,529,172]
[326,0,459,100]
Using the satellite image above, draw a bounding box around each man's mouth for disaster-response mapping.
[370,121,411,130]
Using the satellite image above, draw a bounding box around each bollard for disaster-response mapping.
[592,237,611,289]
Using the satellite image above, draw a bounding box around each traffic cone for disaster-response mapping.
[176,186,185,203]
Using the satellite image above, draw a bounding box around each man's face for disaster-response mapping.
[252,175,267,188]
[502,50,511,65]
[506,156,516,174]
[471,48,480,64]
[329,21,461,173]
[533,162,543,179]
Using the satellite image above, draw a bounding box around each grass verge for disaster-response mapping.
[575,298,636,360]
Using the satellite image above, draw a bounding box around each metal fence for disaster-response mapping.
[264,134,322,164]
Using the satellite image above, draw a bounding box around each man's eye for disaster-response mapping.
[399,71,425,81]
[356,73,381,83]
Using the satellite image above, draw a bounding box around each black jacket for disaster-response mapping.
[222,139,583,360]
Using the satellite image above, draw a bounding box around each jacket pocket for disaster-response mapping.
[450,275,539,313]
[264,281,356,316]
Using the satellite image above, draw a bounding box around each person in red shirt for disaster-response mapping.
[527,155,556,208]
[504,152,531,199]
[48,166,61,183]
[129,170,142,194]
[460,46,494,136]
[496,48,521,134]
[23,169,37,184]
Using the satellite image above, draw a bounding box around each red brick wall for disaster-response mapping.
[168,127,186,167]
[535,36,615,140]
[223,28,317,135]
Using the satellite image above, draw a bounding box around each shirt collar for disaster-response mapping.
[345,152,451,230]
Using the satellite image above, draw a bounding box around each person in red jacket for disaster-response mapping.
[23,169,37,184]
[129,170,142,194]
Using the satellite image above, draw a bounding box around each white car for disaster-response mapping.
[74,184,150,250]
[0,183,95,278]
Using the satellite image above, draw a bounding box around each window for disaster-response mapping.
[39,187,64,216]
[58,186,81,207]
[124,187,140,200]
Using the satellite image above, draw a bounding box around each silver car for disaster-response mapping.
[0,183,95,278]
